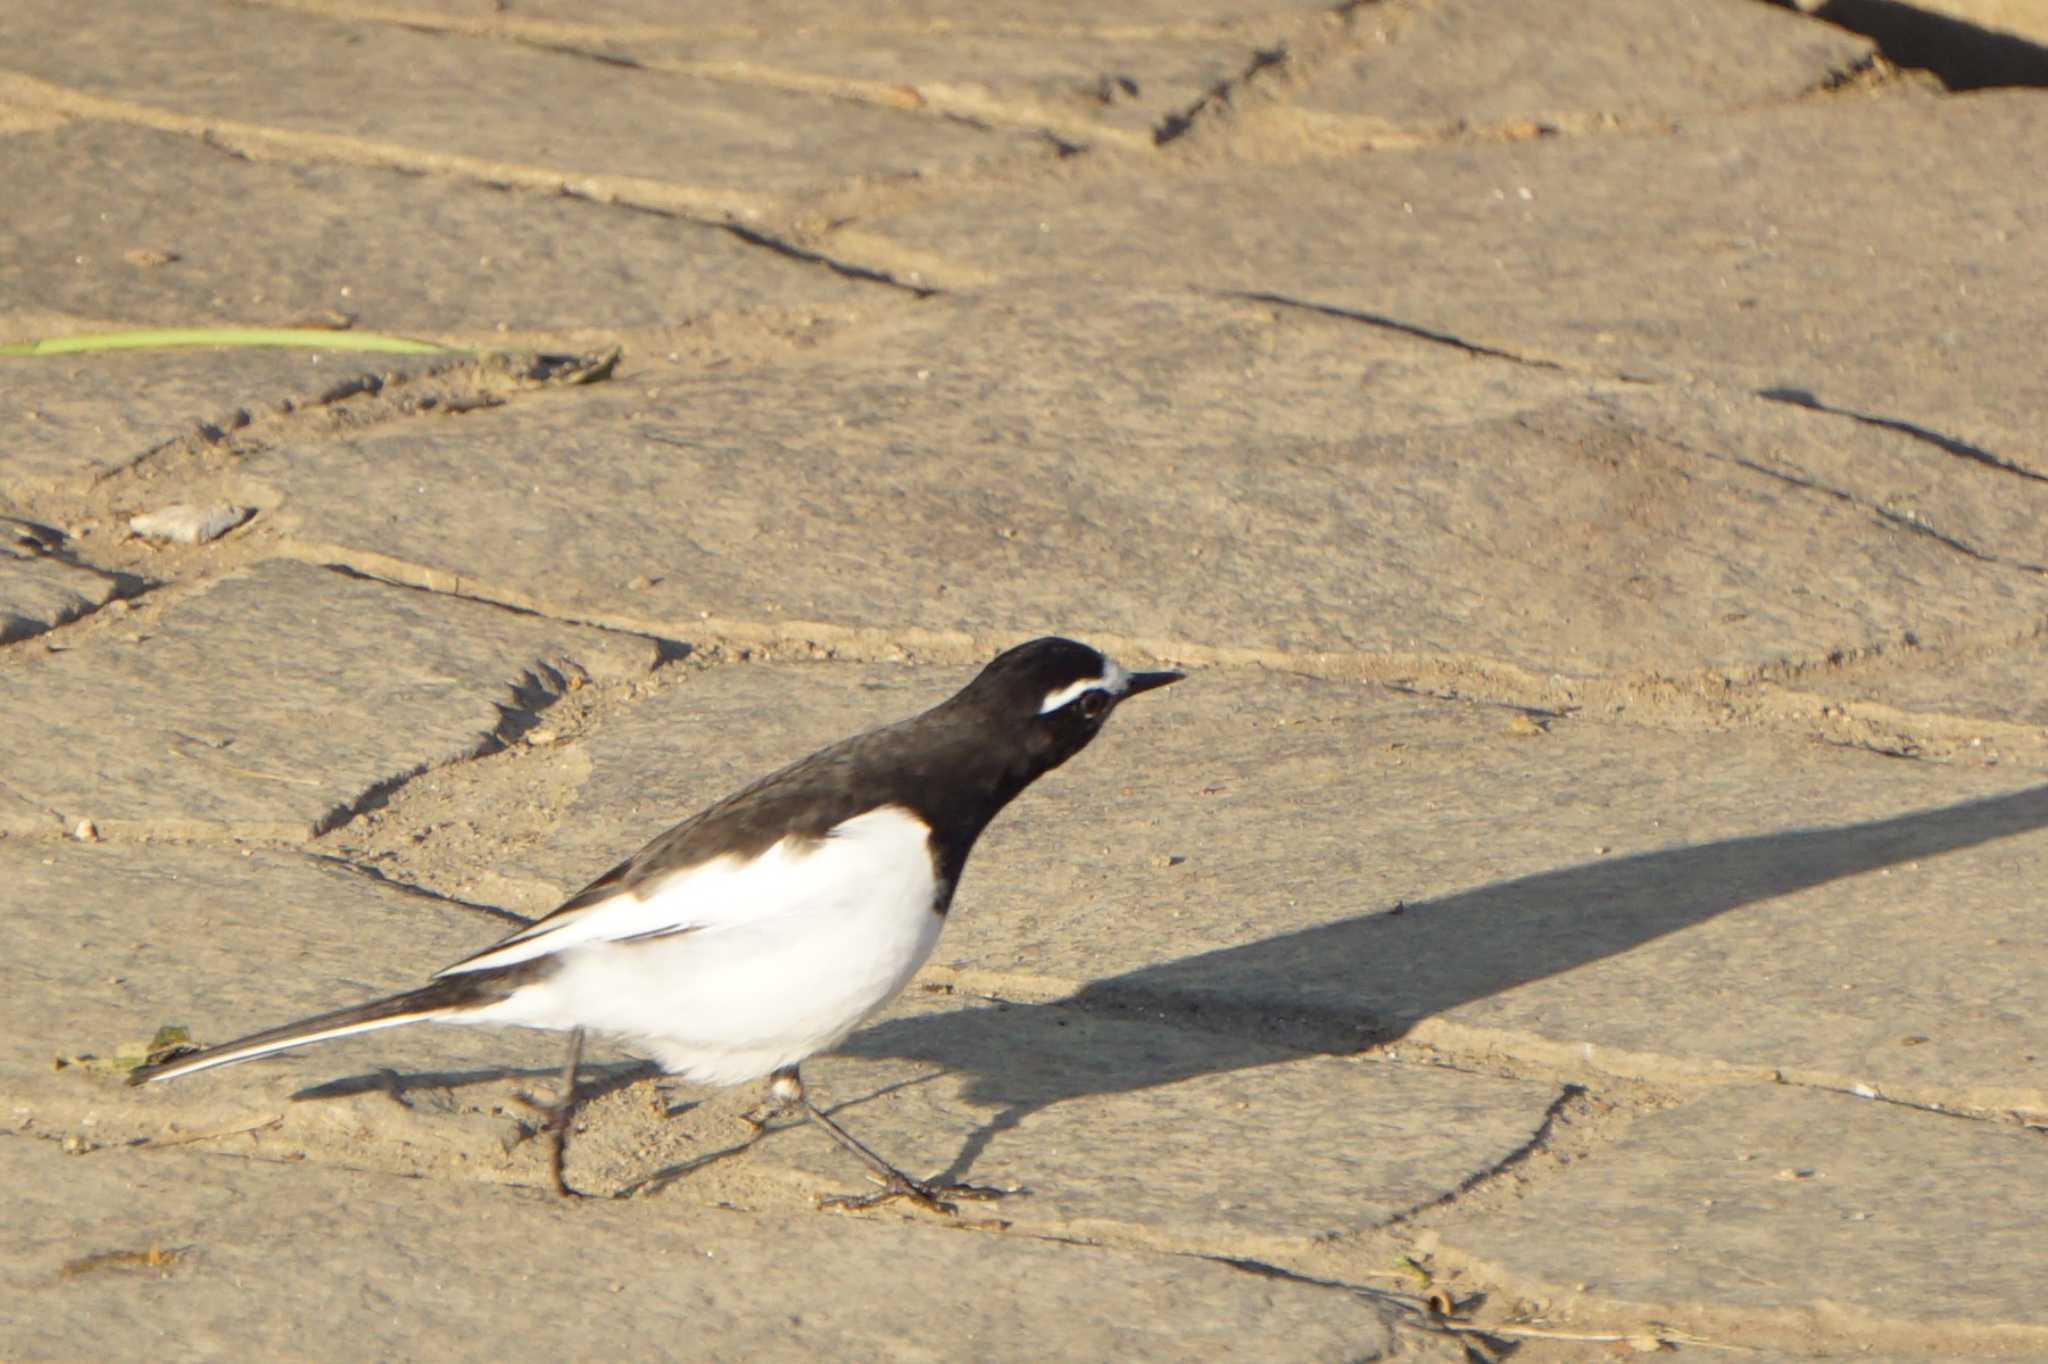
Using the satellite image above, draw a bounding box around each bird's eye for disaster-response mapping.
[1078,690,1110,719]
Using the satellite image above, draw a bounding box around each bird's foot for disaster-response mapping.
[734,1098,786,1135]
[819,1173,1018,1216]
[509,1092,586,1199]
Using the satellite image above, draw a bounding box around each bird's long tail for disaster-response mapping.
[128,971,520,1086]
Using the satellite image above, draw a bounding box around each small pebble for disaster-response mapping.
[128,504,254,545]
[72,818,99,843]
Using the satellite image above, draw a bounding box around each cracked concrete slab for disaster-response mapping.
[1292,0,1875,129]
[1423,1085,2048,1355]
[630,34,1265,148]
[0,1134,1409,1362]
[1805,633,2048,740]
[1595,382,2048,580]
[0,122,876,345]
[8,837,1547,1280]
[0,548,128,642]
[6,843,552,1137]
[0,342,457,484]
[5,0,1051,199]
[259,0,1330,146]
[0,559,659,838]
[854,91,2048,469]
[12,0,2048,1352]
[747,994,1566,1255]
[242,286,2048,676]
[437,662,2048,1121]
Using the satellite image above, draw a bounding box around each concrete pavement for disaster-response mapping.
[5,1,2047,1357]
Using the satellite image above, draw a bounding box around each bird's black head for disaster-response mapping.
[953,636,1182,774]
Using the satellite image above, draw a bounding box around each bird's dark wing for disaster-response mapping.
[432,721,933,977]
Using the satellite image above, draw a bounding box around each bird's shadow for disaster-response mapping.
[833,782,2048,1183]
[294,1058,661,1111]
[281,784,2048,1192]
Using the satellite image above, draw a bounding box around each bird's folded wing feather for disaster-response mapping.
[434,805,930,976]
[434,848,769,976]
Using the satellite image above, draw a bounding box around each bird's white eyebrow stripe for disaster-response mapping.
[1038,658,1130,714]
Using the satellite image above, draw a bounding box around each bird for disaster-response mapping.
[130,637,1182,1212]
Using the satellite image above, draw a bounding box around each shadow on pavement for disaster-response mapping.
[837,782,2048,1179]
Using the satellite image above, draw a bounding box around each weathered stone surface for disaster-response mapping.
[756,993,1565,1252]
[0,548,126,642]
[0,1133,1406,1362]
[1807,633,2048,736]
[467,662,2048,1118]
[337,0,1322,144]
[12,0,2048,1352]
[7,0,1047,195]
[3,843,542,1115]
[5,837,1552,1267]
[1426,1085,2048,1354]
[1596,381,2048,586]
[0,123,874,345]
[857,92,2048,470]
[9,840,654,1189]
[1295,0,1873,127]
[0,559,659,837]
[243,286,2048,675]
[0,343,454,483]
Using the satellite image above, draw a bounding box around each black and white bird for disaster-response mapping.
[131,637,1181,1211]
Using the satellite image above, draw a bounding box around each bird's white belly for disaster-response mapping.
[466,806,947,1085]
[556,886,944,1083]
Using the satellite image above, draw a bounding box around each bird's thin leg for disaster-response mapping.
[546,1027,587,1199]
[782,1065,1015,1215]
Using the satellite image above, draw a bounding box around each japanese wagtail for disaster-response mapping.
[131,637,1182,1211]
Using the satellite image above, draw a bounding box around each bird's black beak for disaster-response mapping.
[1123,670,1184,698]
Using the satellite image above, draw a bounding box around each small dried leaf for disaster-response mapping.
[60,1243,189,1278]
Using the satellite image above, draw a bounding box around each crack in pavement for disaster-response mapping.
[239,0,1268,46]
[0,69,1037,289]
[1153,41,1290,146]
[0,538,152,644]
[1400,1017,2048,1126]
[273,539,2048,768]
[0,69,779,223]
[1,350,641,660]
[85,353,486,485]
[1220,288,1660,382]
[719,222,940,297]
[1678,434,2048,576]
[1757,384,2048,484]
[622,56,1152,155]
[1192,1254,1479,1356]
[1225,297,2048,587]
[303,851,533,928]
[231,0,1287,154]
[1380,1085,1587,1230]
